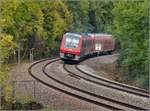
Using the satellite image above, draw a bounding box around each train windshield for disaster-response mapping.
[65,34,80,48]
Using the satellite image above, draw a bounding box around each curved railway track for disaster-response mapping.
[44,61,148,110]
[76,65,149,93]
[63,64,149,98]
[29,58,149,110]
[29,58,121,110]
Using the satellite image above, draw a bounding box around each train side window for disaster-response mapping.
[87,40,89,48]
[87,40,89,47]
[82,40,84,48]
[86,40,88,48]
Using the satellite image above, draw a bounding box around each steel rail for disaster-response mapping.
[75,65,149,95]
[63,64,149,98]
[28,58,121,110]
[43,61,146,110]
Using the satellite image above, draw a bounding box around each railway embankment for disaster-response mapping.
[8,54,150,110]
[80,54,125,84]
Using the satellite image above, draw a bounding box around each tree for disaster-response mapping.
[42,0,72,56]
[0,33,16,83]
[67,0,93,32]
[89,0,113,32]
[0,33,16,107]
[112,0,149,89]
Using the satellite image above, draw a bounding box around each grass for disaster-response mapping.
[42,106,56,111]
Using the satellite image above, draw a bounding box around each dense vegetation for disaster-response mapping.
[112,1,149,89]
[0,0,149,91]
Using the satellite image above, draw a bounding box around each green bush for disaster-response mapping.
[2,100,43,110]
[24,101,43,110]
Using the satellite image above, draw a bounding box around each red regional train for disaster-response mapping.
[60,33,115,61]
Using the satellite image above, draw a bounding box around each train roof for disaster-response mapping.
[65,32,90,38]
[88,33,112,37]
[65,32,81,37]
[65,32,112,38]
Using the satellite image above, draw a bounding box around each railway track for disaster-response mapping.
[63,64,149,98]
[29,58,121,110]
[29,58,149,110]
[44,59,149,110]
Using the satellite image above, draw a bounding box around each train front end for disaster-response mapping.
[60,33,81,61]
